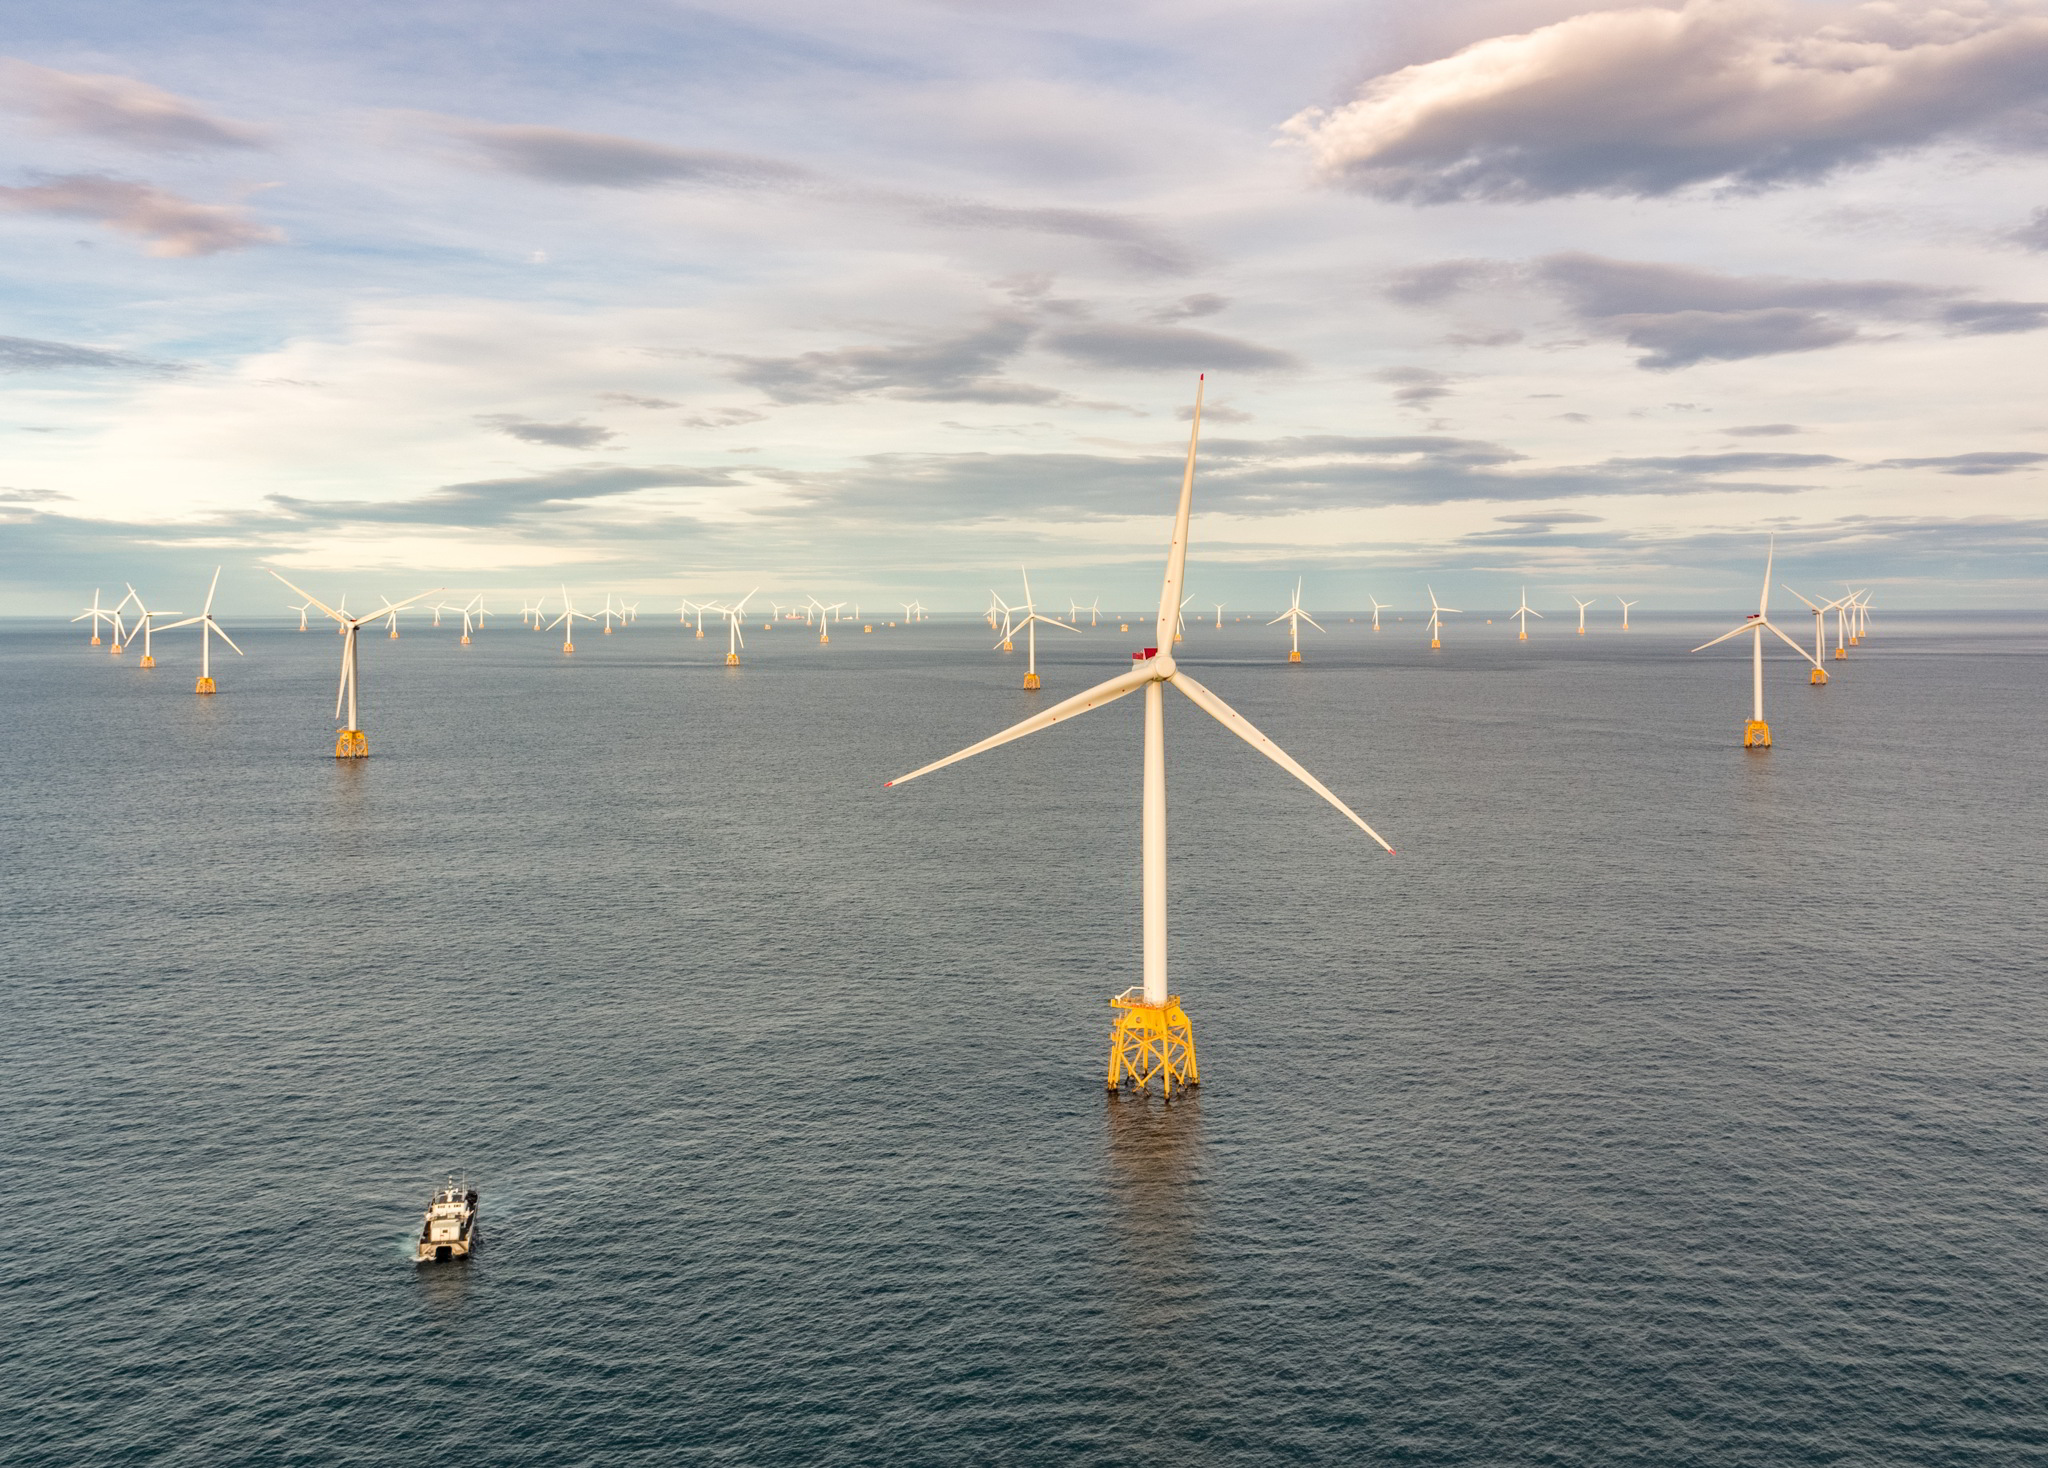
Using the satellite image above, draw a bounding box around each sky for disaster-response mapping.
[4,0,2048,614]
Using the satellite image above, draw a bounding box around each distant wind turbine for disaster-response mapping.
[1267,578,1323,662]
[123,584,179,669]
[886,377,1392,1096]
[1690,539,1821,748]
[1004,568,1080,690]
[548,587,595,653]
[1783,585,1843,685]
[158,567,244,694]
[1425,586,1460,649]
[1572,596,1594,635]
[267,570,442,756]
[1368,596,1389,632]
[72,589,113,646]
[1617,596,1637,631]
[1512,587,1544,641]
[720,589,757,665]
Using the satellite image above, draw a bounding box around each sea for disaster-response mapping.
[4,607,2045,1466]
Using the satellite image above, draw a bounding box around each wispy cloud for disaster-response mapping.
[268,464,741,526]
[435,117,1189,273]
[476,414,616,449]
[1284,0,2048,201]
[0,60,265,151]
[1390,250,2048,369]
[0,333,184,373]
[1042,323,1296,373]
[1867,451,2048,476]
[0,172,281,256]
[726,316,1063,405]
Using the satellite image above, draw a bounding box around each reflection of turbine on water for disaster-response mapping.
[1104,1095,1209,1331]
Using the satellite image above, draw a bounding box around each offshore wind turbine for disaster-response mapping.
[887,378,1393,1096]
[548,586,595,653]
[1572,596,1594,634]
[1214,603,1225,629]
[267,571,441,756]
[1424,586,1460,649]
[123,585,179,668]
[290,600,312,632]
[1617,597,1638,631]
[1368,596,1389,631]
[73,589,113,646]
[815,599,845,643]
[1004,568,1080,690]
[1691,540,1822,748]
[598,594,622,634]
[1267,578,1323,662]
[1512,587,1544,641]
[157,567,243,694]
[1783,586,1842,684]
[457,594,481,645]
[990,592,1017,651]
[521,594,544,628]
[720,589,758,665]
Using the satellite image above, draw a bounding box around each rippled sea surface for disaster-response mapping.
[4,608,2046,1466]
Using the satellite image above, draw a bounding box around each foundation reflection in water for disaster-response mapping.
[1102,1094,1211,1342]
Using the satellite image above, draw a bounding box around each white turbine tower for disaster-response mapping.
[1424,586,1460,649]
[548,587,595,653]
[816,599,845,643]
[1572,596,1595,635]
[598,594,622,634]
[72,589,114,646]
[1086,598,1102,628]
[1004,568,1081,690]
[123,584,179,668]
[521,594,544,628]
[1617,596,1638,631]
[158,567,244,694]
[1368,596,1389,632]
[721,588,758,665]
[1783,585,1844,685]
[290,600,312,632]
[990,592,1018,651]
[887,378,1393,1095]
[1267,578,1323,662]
[1691,539,1822,748]
[267,571,441,757]
[107,587,138,654]
[457,594,481,645]
[1512,586,1544,641]
[1214,603,1225,630]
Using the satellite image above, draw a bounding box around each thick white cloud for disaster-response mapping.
[1284,0,2048,200]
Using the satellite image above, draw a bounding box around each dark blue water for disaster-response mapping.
[5,610,2046,1465]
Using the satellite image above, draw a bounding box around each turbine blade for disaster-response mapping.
[1763,619,1820,665]
[213,622,246,656]
[203,566,222,615]
[886,663,1154,788]
[267,568,342,624]
[1154,376,1204,631]
[1691,623,1754,653]
[1168,671,1393,853]
[1782,584,1820,612]
[1300,613,1326,633]
[155,615,203,631]
[1266,611,1289,625]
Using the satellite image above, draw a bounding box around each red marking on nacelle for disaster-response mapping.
[1132,647,1159,660]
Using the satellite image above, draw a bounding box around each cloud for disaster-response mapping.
[728,316,1061,404]
[1725,423,1802,436]
[598,393,678,409]
[0,173,281,256]
[1042,323,1296,372]
[269,464,741,526]
[1397,250,2048,368]
[1493,509,1603,525]
[915,201,1191,273]
[2014,207,2048,250]
[1376,365,1453,409]
[1867,450,2048,475]
[1,60,264,150]
[444,122,815,190]
[0,486,69,502]
[1283,0,2048,202]
[1604,451,1847,473]
[783,432,1825,525]
[679,408,768,429]
[1149,293,1228,323]
[1178,402,1251,423]
[437,118,1187,272]
[0,333,183,373]
[477,414,616,449]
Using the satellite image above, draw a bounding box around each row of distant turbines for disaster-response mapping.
[63,377,1883,1097]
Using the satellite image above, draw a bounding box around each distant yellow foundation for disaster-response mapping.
[1430,638,1441,649]
[1744,719,1771,748]
[139,655,155,668]
[334,728,368,758]
[1835,647,1846,659]
[1810,667,1828,685]
[1023,671,1040,689]
[726,652,740,665]
[563,642,574,654]
[195,677,216,695]
[1108,993,1198,1097]
[1288,649,1301,662]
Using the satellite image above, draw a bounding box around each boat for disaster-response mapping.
[415,1180,479,1262]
